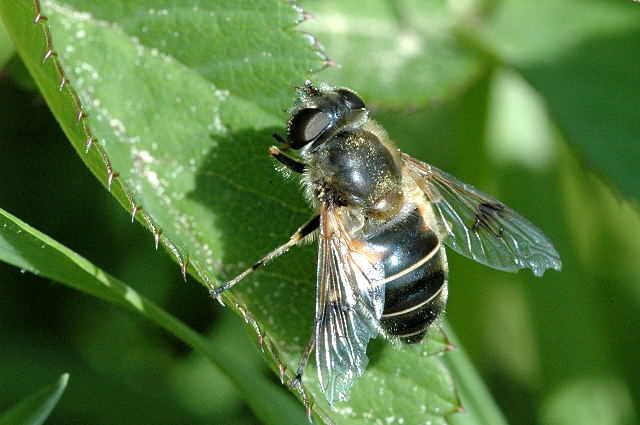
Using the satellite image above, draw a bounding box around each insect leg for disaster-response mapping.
[268,145,306,174]
[289,332,316,389]
[210,215,320,298]
[271,132,288,145]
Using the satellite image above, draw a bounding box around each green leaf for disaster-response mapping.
[0,374,68,425]
[0,0,488,423]
[297,0,484,108]
[0,207,308,425]
[443,325,509,425]
[0,19,13,67]
[339,335,459,425]
[465,0,640,200]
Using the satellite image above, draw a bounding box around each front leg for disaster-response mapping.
[269,145,306,174]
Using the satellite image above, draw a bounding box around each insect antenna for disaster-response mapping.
[296,79,320,97]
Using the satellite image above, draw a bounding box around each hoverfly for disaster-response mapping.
[212,81,561,405]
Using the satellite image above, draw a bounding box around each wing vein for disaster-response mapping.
[314,205,385,404]
[402,153,561,276]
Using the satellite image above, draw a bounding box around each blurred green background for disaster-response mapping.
[1,1,639,424]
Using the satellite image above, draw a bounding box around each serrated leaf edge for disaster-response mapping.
[28,0,341,422]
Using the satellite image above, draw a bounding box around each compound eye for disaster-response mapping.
[287,108,330,149]
[337,89,365,110]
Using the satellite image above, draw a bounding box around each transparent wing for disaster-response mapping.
[402,153,561,276]
[315,205,385,405]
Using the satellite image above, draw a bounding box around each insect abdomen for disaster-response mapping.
[366,208,449,344]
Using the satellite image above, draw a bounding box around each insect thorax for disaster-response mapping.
[309,123,404,218]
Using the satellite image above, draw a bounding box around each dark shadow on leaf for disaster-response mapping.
[366,338,393,368]
[187,126,317,356]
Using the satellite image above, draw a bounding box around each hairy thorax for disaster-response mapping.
[305,121,405,219]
